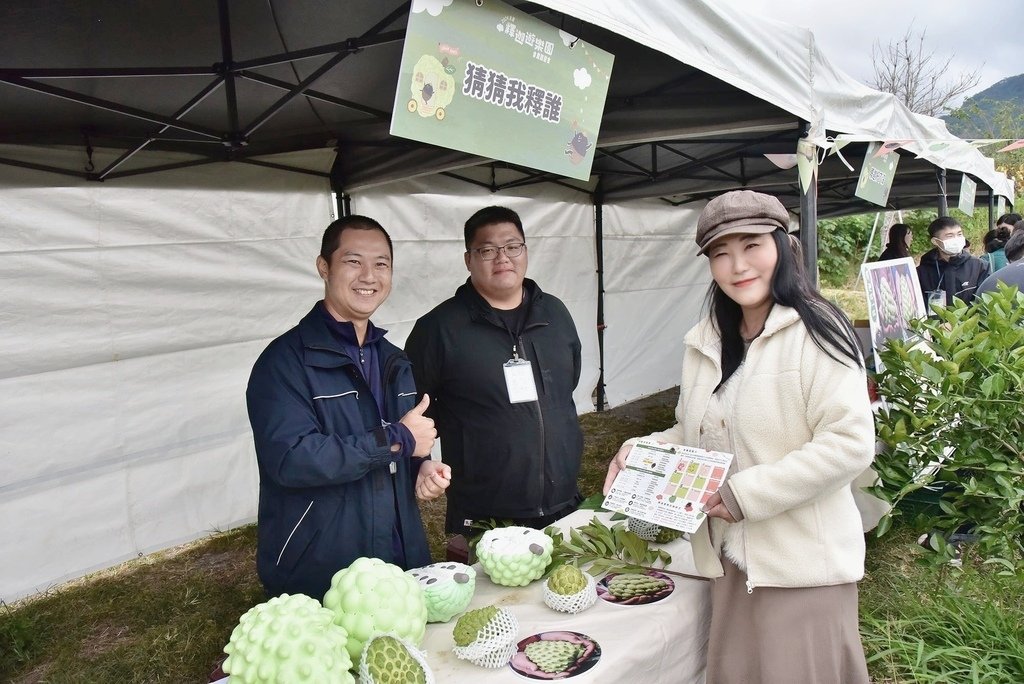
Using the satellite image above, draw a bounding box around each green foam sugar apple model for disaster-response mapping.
[547,564,587,595]
[323,557,428,663]
[475,526,553,586]
[524,640,585,674]
[452,605,500,647]
[360,634,430,684]
[607,573,669,599]
[222,593,354,684]
[406,562,476,623]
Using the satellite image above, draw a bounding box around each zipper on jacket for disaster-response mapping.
[728,339,755,594]
[519,332,547,515]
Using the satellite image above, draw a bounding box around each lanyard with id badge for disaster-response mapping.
[503,344,538,403]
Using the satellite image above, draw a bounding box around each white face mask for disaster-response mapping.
[939,236,965,254]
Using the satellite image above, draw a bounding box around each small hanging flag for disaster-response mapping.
[872,140,911,158]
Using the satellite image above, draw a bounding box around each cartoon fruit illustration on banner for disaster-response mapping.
[222,593,354,684]
[409,54,455,120]
[323,557,428,662]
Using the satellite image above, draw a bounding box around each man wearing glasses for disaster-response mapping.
[406,205,584,537]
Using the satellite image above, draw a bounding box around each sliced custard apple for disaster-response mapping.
[524,640,584,673]
[607,573,669,599]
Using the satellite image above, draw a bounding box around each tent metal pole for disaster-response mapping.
[241,3,410,137]
[96,77,225,180]
[218,0,240,138]
[0,74,223,139]
[936,168,948,215]
[595,183,607,412]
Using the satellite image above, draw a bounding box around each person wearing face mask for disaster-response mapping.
[916,216,989,308]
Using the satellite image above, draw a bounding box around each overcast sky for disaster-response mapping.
[717,0,1023,104]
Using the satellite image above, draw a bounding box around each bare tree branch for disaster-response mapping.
[870,27,983,117]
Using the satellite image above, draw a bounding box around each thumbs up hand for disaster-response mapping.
[400,393,436,457]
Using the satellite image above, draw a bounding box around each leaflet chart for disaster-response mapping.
[602,438,734,534]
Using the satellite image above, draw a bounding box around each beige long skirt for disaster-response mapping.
[705,556,870,684]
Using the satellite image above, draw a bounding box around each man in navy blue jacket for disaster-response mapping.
[247,215,450,600]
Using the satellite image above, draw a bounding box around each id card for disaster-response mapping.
[503,358,538,403]
[925,289,944,313]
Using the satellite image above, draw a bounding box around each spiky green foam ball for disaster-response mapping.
[323,557,428,662]
[222,593,354,684]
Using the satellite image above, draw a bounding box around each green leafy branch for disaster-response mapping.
[543,516,671,577]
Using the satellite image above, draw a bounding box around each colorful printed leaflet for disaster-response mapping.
[601,439,733,534]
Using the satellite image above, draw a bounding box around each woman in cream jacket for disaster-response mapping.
[604,190,875,683]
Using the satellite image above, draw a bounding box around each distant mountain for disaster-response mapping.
[945,74,1024,137]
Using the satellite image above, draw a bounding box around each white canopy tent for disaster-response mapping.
[0,0,1013,602]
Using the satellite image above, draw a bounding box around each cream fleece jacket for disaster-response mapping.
[640,304,875,589]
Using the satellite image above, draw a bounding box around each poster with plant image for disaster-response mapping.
[860,257,926,371]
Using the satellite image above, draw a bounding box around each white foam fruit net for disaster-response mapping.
[542,571,597,614]
[452,607,519,668]
[626,516,660,541]
[358,632,435,684]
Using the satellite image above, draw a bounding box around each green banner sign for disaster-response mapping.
[854,142,899,207]
[391,0,614,181]
[958,175,977,216]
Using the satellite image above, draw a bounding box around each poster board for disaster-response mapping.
[391,0,614,181]
[860,257,926,371]
[855,142,899,207]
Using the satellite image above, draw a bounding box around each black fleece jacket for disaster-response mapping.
[405,279,583,523]
[916,248,990,306]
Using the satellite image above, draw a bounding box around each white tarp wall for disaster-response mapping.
[602,200,711,407]
[0,159,606,603]
[349,175,601,416]
[0,148,335,602]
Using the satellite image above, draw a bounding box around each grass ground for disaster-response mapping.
[2,324,1021,682]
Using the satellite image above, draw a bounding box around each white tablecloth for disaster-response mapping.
[419,509,710,683]
[215,510,711,683]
